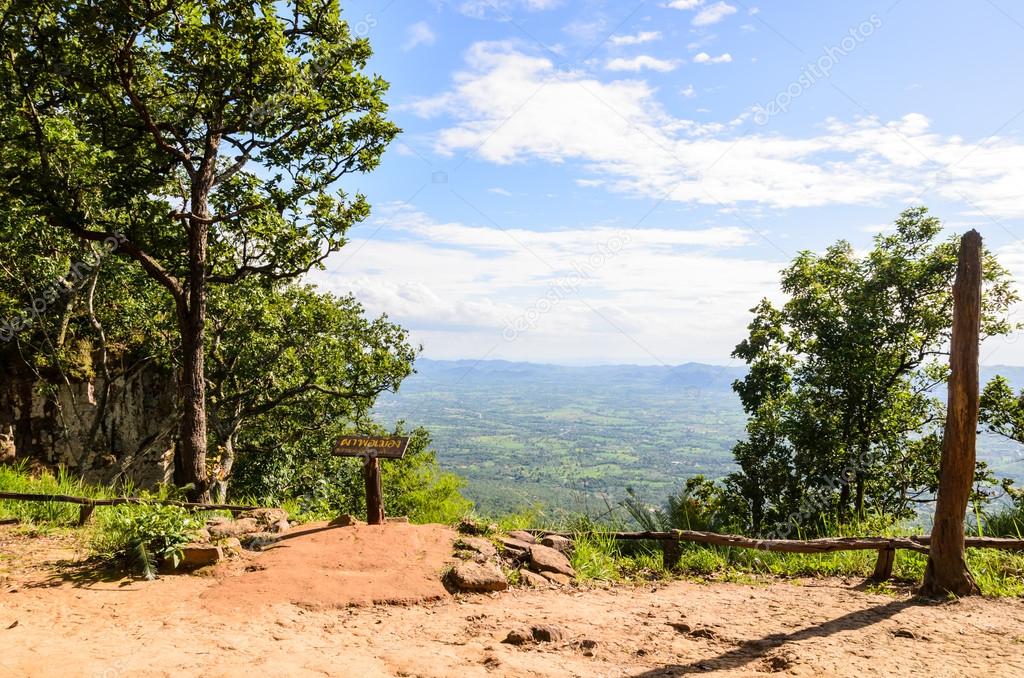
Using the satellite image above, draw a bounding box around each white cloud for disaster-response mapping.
[693,1,737,26]
[488,187,513,196]
[403,22,437,51]
[681,84,697,97]
[410,43,1024,216]
[606,55,680,72]
[609,31,663,46]
[665,0,704,9]
[693,51,732,64]
[312,204,782,364]
[457,0,562,17]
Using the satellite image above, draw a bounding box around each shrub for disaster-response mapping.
[92,502,202,580]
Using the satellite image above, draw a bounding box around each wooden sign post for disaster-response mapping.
[332,436,410,525]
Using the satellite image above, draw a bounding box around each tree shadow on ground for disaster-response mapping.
[23,556,131,589]
[629,597,938,676]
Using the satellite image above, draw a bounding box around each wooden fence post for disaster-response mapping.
[871,545,896,582]
[921,230,983,597]
[364,456,385,525]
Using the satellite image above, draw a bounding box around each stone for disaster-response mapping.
[531,625,564,643]
[456,537,498,560]
[539,571,573,586]
[456,518,488,535]
[220,537,243,556]
[208,518,261,539]
[180,543,223,568]
[498,536,533,557]
[502,629,532,646]
[446,562,509,593]
[386,516,410,523]
[240,532,281,551]
[193,527,212,542]
[506,530,536,544]
[517,569,549,588]
[540,534,573,554]
[329,514,365,528]
[528,544,576,577]
[239,508,290,533]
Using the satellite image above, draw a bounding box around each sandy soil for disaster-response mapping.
[1,523,1023,677]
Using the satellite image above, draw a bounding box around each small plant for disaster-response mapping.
[92,502,202,580]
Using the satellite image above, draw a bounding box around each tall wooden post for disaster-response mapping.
[921,230,982,597]
[364,455,385,525]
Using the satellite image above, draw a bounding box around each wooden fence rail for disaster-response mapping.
[529,529,1024,582]
[0,491,263,525]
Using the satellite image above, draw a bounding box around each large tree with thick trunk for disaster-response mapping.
[0,0,399,500]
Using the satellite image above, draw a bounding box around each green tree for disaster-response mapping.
[0,1,399,500]
[204,283,416,501]
[729,208,1017,535]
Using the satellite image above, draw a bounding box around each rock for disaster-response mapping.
[456,537,498,559]
[329,514,365,528]
[193,527,212,542]
[208,518,261,539]
[457,517,488,535]
[507,530,536,544]
[386,516,410,524]
[539,571,573,586]
[502,629,532,646]
[528,544,576,577]
[240,532,281,551]
[239,508,290,533]
[446,562,509,593]
[220,537,243,556]
[540,534,573,554]
[517,569,549,588]
[531,625,564,643]
[498,536,533,557]
[180,543,223,568]
[206,516,231,527]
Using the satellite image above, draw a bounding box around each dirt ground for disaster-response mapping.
[1,523,1023,678]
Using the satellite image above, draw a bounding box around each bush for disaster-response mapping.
[92,502,203,579]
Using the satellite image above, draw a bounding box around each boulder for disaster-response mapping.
[208,518,261,539]
[540,534,573,554]
[239,508,290,533]
[446,562,508,593]
[457,517,487,535]
[528,544,576,577]
[539,571,573,586]
[456,537,498,560]
[517,569,549,588]
[329,514,365,528]
[498,536,533,557]
[506,530,536,544]
[180,543,223,569]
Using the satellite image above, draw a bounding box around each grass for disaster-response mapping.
[0,461,119,527]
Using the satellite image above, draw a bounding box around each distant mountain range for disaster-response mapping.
[376,359,1024,513]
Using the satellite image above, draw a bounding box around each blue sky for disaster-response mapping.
[311,0,1024,366]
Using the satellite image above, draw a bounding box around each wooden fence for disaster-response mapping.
[0,491,261,526]
[531,529,1024,582]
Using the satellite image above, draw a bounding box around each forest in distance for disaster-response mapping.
[375,359,1024,515]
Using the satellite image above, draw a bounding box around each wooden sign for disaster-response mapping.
[332,435,410,459]
[331,436,410,525]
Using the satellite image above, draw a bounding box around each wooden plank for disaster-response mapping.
[333,435,410,459]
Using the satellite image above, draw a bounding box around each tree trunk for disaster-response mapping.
[213,433,236,504]
[173,172,215,503]
[921,230,982,597]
